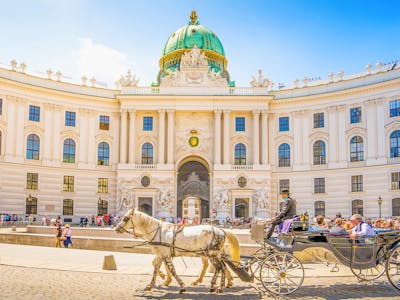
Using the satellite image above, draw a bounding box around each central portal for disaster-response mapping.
[177,160,210,221]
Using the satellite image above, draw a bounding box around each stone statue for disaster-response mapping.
[253,189,268,209]
[116,69,139,89]
[250,69,271,88]
[214,188,230,209]
[158,191,173,209]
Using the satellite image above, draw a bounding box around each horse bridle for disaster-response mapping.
[119,212,160,242]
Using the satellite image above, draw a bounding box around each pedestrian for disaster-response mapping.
[84,216,88,227]
[91,215,95,227]
[63,224,73,248]
[55,223,63,247]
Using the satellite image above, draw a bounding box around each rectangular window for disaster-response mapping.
[63,176,74,192]
[26,173,38,190]
[392,172,400,190]
[235,117,245,131]
[65,111,76,127]
[63,199,74,215]
[29,105,40,122]
[99,115,110,130]
[0,98,2,115]
[98,178,109,194]
[143,116,153,131]
[350,107,362,123]
[390,100,400,118]
[313,113,324,128]
[279,179,290,193]
[314,177,325,194]
[351,175,363,192]
[279,117,289,131]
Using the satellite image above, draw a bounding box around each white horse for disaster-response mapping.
[115,208,240,293]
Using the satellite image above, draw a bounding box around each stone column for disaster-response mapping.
[328,106,338,164]
[87,113,96,165]
[5,97,16,159]
[79,109,89,164]
[158,110,166,164]
[261,110,269,165]
[253,110,260,165]
[43,103,54,163]
[337,106,347,164]
[214,110,222,164]
[293,111,303,167]
[366,100,377,161]
[128,109,136,164]
[223,110,231,165]
[302,111,310,166]
[14,98,26,161]
[167,110,175,164]
[51,106,62,165]
[376,99,386,160]
[119,110,128,164]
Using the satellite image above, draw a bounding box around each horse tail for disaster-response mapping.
[223,230,241,265]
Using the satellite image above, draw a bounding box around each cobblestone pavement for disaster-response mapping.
[0,264,398,300]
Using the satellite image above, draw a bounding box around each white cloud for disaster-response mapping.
[77,38,129,88]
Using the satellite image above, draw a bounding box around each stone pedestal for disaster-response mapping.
[102,255,117,270]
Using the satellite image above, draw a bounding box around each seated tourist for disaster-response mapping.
[309,215,329,231]
[329,218,348,235]
[349,214,375,240]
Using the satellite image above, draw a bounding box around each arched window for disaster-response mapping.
[97,142,110,166]
[314,201,326,217]
[63,138,76,163]
[26,134,40,160]
[278,143,290,167]
[141,143,153,164]
[26,196,38,215]
[352,199,363,216]
[390,130,400,158]
[393,198,400,216]
[234,143,246,165]
[350,136,364,162]
[313,140,326,165]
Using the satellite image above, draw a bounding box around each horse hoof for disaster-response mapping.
[144,286,152,292]
[226,283,233,288]
[163,281,171,287]
[216,288,223,294]
[191,281,198,286]
[179,288,186,294]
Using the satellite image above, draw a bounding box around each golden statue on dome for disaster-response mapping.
[190,10,198,24]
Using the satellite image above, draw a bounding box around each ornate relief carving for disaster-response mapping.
[213,187,230,209]
[253,189,269,209]
[158,190,173,208]
[160,45,228,87]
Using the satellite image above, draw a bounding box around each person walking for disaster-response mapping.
[63,224,73,248]
[55,223,63,247]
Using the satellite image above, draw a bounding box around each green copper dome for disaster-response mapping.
[162,23,225,57]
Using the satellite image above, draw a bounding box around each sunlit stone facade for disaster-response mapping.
[0,12,399,222]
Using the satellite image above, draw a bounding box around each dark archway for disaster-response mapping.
[177,160,210,220]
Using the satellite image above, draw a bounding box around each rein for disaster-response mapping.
[120,217,161,248]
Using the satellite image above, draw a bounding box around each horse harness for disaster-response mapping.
[122,216,225,257]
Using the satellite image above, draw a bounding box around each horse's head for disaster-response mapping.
[115,208,136,234]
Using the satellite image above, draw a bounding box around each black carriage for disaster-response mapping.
[223,224,400,296]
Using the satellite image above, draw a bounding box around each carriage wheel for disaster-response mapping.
[259,252,304,295]
[350,249,386,281]
[386,245,400,291]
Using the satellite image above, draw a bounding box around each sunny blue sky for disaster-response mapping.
[0,0,399,88]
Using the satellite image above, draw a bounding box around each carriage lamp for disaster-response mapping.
[378,196,383,219]
[27,194,33,202]
[98,197,102,205]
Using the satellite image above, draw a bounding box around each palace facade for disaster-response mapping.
[0,11,400,222]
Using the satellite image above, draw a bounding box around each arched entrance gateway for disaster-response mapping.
[177,159,210,221]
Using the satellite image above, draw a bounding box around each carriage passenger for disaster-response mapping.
[349,214,375,240]
[329,218,348,235]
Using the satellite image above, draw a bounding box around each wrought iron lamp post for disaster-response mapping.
[378,196,383,219]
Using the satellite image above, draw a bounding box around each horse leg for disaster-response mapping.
[217,260,226,294]
[153,257,165,280]
[145,256,162,291]
[209,257,221,293]
[163,262,173,286]
[226,267,233,288]
[192,256,209,286]
[163,257,186,294]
